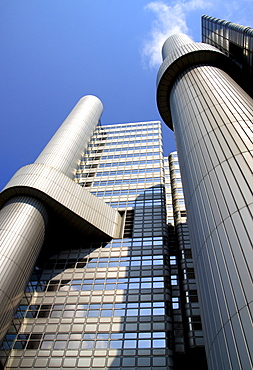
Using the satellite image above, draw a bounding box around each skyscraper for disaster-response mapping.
[157,15,252,370]
[0,14,252,370]
[0,100,207,369]
[201,15,253,97]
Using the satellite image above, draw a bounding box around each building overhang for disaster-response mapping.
[156,42,235,130]
[0,163,123,241]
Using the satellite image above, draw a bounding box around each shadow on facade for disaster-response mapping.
[0,185,204,369]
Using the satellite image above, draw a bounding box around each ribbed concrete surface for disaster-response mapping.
[171,65,253,370]
[1,163,122,239]
[157,34,232,129]
[0,196,47,343]
[157,34,253,370]
[35,95,103,178]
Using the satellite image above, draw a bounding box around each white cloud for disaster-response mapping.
[142,0,209,69]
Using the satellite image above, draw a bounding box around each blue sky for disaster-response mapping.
[0,0,252,190]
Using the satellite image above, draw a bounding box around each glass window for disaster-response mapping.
[171,275,178,285]
[54,341,66,349]
[127,309,138,316]
[82,341,94,349]
[129,283,139,289]
[97,334,109,340]
[125,333,137,339]
[96,340,108,349]
[68,341,80,349]
[83,333,96,340]
[153,339,166,348]
[43,334,54,340]
[115,303,126,308]
[140,308,151,315]
[138,339,151,348]
[41,341,53,349]
[153,308,165,315]
[124,340,136,348]
[88,310,99,317]
[127,303,138,308]
[102,304,113,309]
[70,334,82,340]
[63,311,74,317]
[141,283,152,289]
[110,340,122,349]
[111,333,123,339]
[117,283,128,289]
[153,282,164,288]
[51,310,61,318]
[56,334,68,340]
[172,297,180,309]
[101,310,112,317]
[75,310,87,317]
[114,309,125,316]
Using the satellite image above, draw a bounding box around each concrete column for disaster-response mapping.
[35,95,103,177]
[0,95,103,344]
[0,196,48,343]
[171,64,253,370]
[157,34,253,370]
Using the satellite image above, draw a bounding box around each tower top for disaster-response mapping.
[162,33,193,61]
[156,33,232,129]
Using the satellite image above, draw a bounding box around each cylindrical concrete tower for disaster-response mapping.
[0,95,103,344]
[35,95,103,178]
[157,34,253,370]
[0,197,48,343]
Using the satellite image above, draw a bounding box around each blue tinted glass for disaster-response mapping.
[124,340,136,348]
[110,340,122,349]
[153,339,166,348]
[138,339,151,348]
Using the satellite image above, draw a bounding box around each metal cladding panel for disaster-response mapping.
[170,64,253,370]
[35,95,103,178]
[0,196,47,343]
[162,33,193,60]
[1,163,122,240]
[157,39,229,129]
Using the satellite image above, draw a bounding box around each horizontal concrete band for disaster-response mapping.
[156,42,234,129]
[0,164,122,240]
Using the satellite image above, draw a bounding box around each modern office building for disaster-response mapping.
[0,14,252,370]
[202,15,253,97]
[157,15,252,370]
[0,97,207,369]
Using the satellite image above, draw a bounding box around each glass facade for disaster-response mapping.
[202,15,253,97]
[0,122,207,369]
[1,14,251,370]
